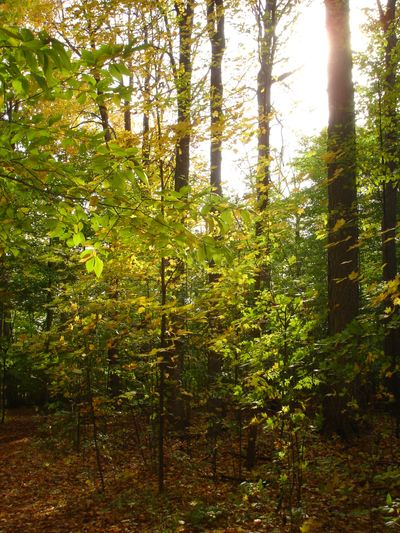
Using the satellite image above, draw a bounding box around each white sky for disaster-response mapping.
[223,0,378,196]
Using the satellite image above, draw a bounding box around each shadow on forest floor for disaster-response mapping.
[0,408,398,532]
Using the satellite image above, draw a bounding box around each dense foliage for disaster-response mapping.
[1,0,399,531]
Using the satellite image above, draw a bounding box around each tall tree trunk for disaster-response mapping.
[107,281,121,399]
[142,59,151,166]
[254,0,276,293]
[0,259,12,423]
[88,22,112,143]
[377,0,400,431]
[326,0,359,335]
[324,0,359,436]
[158,125,168,490]
[124,74,133,133]
[246,0,277,470]
[206,0,225,312]
[206,0,225,417]
[158,257,168,492]
[42,238,55,407]
[168,1,195,429]
[207,0,225,196]
[174,0,194,192]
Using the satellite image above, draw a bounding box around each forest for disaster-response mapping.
[0,0,400,531]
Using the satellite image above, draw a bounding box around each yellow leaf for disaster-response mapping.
[300,518,319,533]
[332,218,346,232]
[348,270,358,281]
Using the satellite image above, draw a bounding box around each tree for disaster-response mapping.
[173,0,195,192]
[207,0,225,196]
[246,0,301,469]
[372,0,400,434]
[206,0,226,419]
[325,0,359,334]
[324,0,359,435]
[377,0,399,371]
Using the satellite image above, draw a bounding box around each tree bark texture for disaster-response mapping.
[205,0,226,428]
[174,0,194,192]
[325,0,359,335]
[207,0,225,196]
[379,0,397,284]
[254,0,277,293]
[377,0,400,432]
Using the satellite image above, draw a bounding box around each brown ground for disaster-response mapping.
[0,408,398,532]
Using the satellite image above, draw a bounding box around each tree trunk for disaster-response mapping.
[323,0,359,436]
[325,0,359,334]
[254,0,276,293]
[379,0,398,357]
[174,0,194,192]
[0,260,12,423]
[158,257,167,493]
[377,0,400,429]
[205,0,226,439]
[245,0,277,470]
[207,0,225,196]
[168,1,195,429]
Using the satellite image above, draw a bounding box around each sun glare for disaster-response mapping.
[223,0,378,195]
[284,0,376,143]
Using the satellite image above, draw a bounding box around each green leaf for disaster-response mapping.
[20,28,35,42]
[135,167,148,186]
[72,232,85,246]
[93,256,104,278]
[116,62,132,76]
[12,77,28,96]
[51,39,71,70]
[220,208,233,232]
[81,50,96,66]
[0,26,20,40]
[109,63,123,81]
[86,257,95,273]
[32,73,47,90]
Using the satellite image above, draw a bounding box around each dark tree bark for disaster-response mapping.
[256,1,275,214]
[207,0,225,196]
[325,0,359,335]
[206,0,225,375]
[245,0,278,471]
[205,0,226,445]
[158,256,168,493]
[377,0,400,432]
[174,0,194,192]
[142,66,151,166]
[0,260,12,424]
[124,75,133,134]
[157,113,168,489]
[323,0,360,437]
[162,1,195,430]
[378,0,398,351]
[254,0,277,294]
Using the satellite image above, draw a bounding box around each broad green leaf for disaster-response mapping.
[93,256,104,277]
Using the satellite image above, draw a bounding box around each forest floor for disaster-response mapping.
[0,408,399,532]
